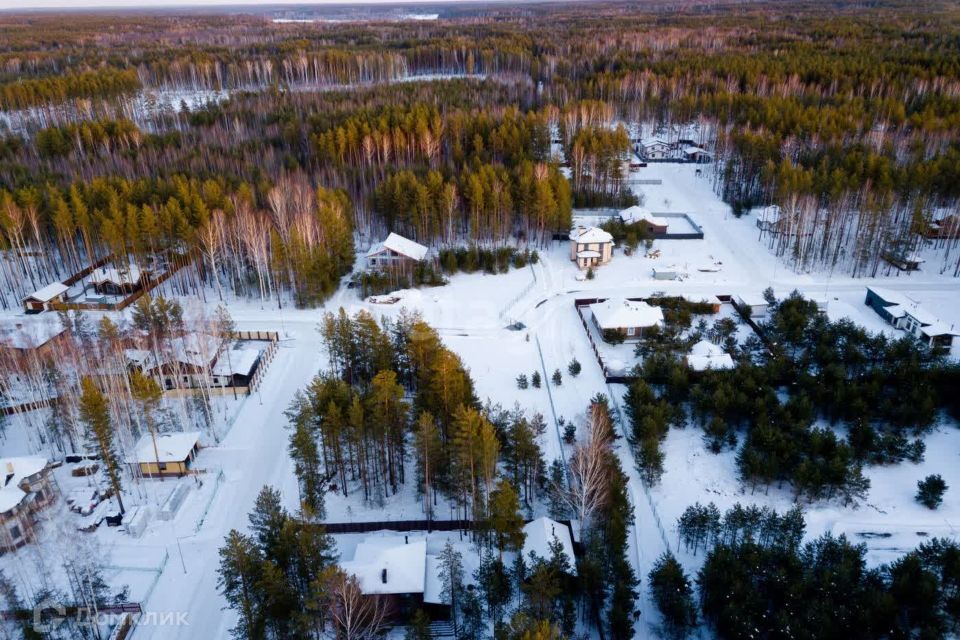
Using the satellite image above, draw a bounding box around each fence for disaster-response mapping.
[497,262,538,323]
[313,518,577,539]
[194,468,225,533]
[246,333,280,393]
[648,212,705,240]
[534,335,570,486]
[49,253,196,313]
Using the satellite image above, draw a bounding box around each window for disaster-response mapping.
[627,327,636,336]
[9,525,20,539]
[158,463,167,471]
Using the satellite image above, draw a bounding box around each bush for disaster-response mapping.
[916,474,947,509]
[568,358,581,377]
[516,373,528,390]
[602,328,627,344]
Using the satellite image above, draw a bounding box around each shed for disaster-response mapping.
[736,293,770,319]
[652,266,679,280]
[23,282,69,313]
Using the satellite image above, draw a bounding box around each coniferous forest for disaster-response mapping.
[2,2,960,639]
[2,0,960,312]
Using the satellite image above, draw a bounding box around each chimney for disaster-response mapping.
[405,535,408,545]
[381,568,388,584]
[5,462,13,474]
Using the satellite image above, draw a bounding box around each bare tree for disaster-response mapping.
[556,403,613,528]
[326,572,389,640]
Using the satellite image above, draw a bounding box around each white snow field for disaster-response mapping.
[0,163,958,639]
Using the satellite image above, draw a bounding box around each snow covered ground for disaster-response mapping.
[1,163,958,638]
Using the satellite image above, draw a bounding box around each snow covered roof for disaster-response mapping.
[590,298,664,330]
[618,206,669,228]
[127,431,201,464]
[367,233,429,262]
[90,265,142,286]
[686,340,735,371]
[641,139,670,148]
[135,334,223,371]
[576,250,602,259]
[341,535,427,595]
[569,226,614,244]
[682,145,709,155]
[0,457,48,514]
[868,287,940,326]
[24,282,68,303]
[737,292,770,308]
[0,318,66,350]
[521,517,576,575]
[212,343,263,377]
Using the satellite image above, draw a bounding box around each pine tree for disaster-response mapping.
[551,369,562,386]
[649,552,697,639]
[916,474,948,509]
[517,373,529,389]
[488,479,526,559]
[217,530,265,640]
[78,377,124,513]
[531,371,542,388]
[438,541,465,636]
[289,418,325,520]
[567,358,581,377]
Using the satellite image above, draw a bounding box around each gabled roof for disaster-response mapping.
[127,431,201,464]
[590,298,664,330]
[133,334,223,371]
[522,517,576,575]
[367,232,429,262]
[619,206,669,228]
[341,535,427,595]
[90,265,142,286]
[212,343,263,377]
[569,226,613,244]
[641,139,670,148]
[24,282,68,303]
[686,340,735,371]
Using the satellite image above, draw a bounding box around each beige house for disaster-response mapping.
[0,457,58,552]
[569,227,614,269]
[127,431,201,478]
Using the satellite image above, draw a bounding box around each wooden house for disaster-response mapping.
[22,283,69,313]
[366,233,430,271]
[89,265,143,295]
[127,431,201,478]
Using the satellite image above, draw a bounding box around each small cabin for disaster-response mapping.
[127,431,201,478]
[23,283,69,313]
